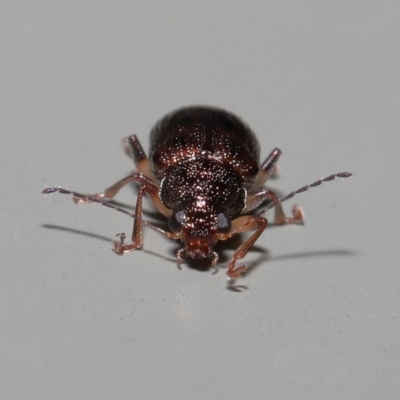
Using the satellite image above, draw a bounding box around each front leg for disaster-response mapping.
[73,173,141,204]
[218,215,268,279]
[70,171,170,255]
[113,184,147,254]
[112,175,171,255]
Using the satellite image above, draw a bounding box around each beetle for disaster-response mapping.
[43,106,352,279]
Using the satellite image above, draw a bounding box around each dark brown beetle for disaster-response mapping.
[43,106,352,279]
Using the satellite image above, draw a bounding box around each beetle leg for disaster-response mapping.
[73,173,140,204]
[69,171,172,254]
[133,174,172,218]
[74,135,151,203]
[125,134,156,183]
[74,134,151,204]
[123,134,146,160]
[73,170,171,217]
[245,188,304,225]
[176,248,186,269]
[75,134,149,205]
[113,184,147,254]
[260,147,281,176]
[252,148,281,188]
[222,215,268,279]
[112,175,172,254]
[43,186,173,240]
[210,252,219,274]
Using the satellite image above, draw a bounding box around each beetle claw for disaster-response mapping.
[113,233,126,255]
[292,205,304,224]
[227,265,247,280]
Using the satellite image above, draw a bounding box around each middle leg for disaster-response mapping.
[245,188,304,225]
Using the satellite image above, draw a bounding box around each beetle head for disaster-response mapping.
[168,196,232,260]
[160,159,246,261]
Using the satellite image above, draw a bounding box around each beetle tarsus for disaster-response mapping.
[113,232,142,255]
[227,264,247,280]
[113,233,126,255]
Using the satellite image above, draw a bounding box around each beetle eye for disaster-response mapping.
[217,212,231,232]
[168,210,185,232]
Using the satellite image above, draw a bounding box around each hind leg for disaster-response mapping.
[252,147,282,189]
[124,134,156,182]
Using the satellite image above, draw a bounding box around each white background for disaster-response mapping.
[1,1,399,399]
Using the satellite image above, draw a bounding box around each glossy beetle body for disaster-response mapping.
[43,106,352,279]
[151,107,260,261]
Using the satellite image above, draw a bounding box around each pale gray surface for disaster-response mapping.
[1,1,399,399]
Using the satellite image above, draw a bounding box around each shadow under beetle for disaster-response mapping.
[43,106,352,279]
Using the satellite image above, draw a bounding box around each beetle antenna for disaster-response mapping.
[257,172,352,216]
[42,187,168,236]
